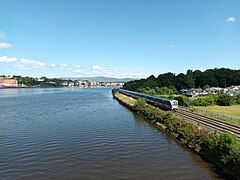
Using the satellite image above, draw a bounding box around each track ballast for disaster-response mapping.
[175,108,240,139]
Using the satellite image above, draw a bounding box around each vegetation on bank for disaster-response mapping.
[177,93,240,107]
[123,68,240,91]
[11,75,74,87]
[138,86,178,96]
[113,91,240,179]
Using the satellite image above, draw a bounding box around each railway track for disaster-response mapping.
[118,90,240,138]
[174,108,240,139]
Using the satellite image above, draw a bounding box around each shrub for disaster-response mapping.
[190,96,216,106]
[235,94,240,104]
[216,93,234,106]
[222,151,240,179]
[133,98,146,111]
[112,89,117,94]
[174,96,190,107]
[200,132,238,166]
[189,106,196,112]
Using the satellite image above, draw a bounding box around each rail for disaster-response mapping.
[175,108,240,139]
[118,90,240,138]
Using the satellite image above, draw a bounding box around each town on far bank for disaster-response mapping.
[0,75,125,88]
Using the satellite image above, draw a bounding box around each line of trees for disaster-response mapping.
[12,76,70,87]
[123,68,240,91]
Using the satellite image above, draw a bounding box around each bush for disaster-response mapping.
[133,98,146,111]
[190,96,216,106]
[112,89,117,94]
[235,94,240,104]
[174,96,190,107]
[222,151,240,179]
[216,94,234,106]
[200,132,238,166]
[189,106,196,112]
[200,132,240,178]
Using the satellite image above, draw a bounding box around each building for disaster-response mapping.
[36,77,45,82]
[90,81,99,87]
[185,89,198,97]
[61,81,69,86]
[0,78,18,88]
[184,88,209,97]
[68,82,74,87]
[78,80,88,87]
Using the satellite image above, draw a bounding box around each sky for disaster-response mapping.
[0,0,239,78]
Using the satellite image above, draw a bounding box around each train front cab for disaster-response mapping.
[171,100,178,111]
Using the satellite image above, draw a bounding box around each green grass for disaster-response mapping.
[193,105,240,125]
[196,105,240,116]
[114,92,136,107]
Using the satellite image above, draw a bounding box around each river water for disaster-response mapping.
[0,88,222,179]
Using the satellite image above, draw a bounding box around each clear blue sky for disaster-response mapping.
[0,0,239,78]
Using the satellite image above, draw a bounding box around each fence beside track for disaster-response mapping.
[175,108,240,139]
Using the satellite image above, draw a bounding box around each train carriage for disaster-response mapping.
[118,89,178,110]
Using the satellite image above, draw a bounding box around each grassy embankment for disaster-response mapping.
[200,105,240,116]
[113,91,240,179]
[191,105,240,125]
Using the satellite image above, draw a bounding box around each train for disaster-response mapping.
[118,89,178,110]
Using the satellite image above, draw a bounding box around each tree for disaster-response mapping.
[216,93,234,106]
[185,69,195,89]
[143,75,158,88]
[123,68,240,92]
[176,73,187,90]
[235,94,240,104]
[193,70,203,88]
[202,69,218,87]
[157,72,176,87]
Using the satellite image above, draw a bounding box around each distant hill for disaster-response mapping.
[61,76,137,83]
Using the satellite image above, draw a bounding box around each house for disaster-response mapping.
[185,89,198,97]
[78,80,88,87]
[68,82,74,87]
[61,81,69,86]
[200,89,208,95]
[227,86,240,96]
[227,86,240,93]
[89,81,100,87]
[0,78,18,88]
[180,89,188,94]
[205,87,223,94]
[36,77,46,82]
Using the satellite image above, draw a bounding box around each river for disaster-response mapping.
[0,88,222,179]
